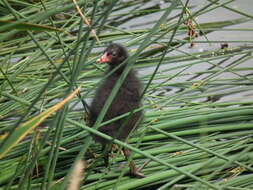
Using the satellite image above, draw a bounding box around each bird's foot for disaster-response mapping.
[127,160,151,178]
[128,168,146,178]
[88,148,99,158]
[111,144,119,152]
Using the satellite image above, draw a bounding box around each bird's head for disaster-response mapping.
[96,43,128,68]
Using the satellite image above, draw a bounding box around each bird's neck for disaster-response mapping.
[109,64,127,75]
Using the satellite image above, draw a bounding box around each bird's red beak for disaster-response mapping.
[96,52,110,64]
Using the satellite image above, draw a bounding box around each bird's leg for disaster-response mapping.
[103,152,110,167]
[102,145,110,168]
[123,148,146,178]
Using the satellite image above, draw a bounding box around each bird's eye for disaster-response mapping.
[111,51,117,56]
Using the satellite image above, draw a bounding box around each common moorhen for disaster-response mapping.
[89,43,145,177]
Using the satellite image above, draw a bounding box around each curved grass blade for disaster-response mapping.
[0,20,67,33]
[0,87,80,159]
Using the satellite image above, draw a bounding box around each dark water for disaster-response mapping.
[117,0,253,103]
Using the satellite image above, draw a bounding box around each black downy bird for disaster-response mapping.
[89,43,145,177]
